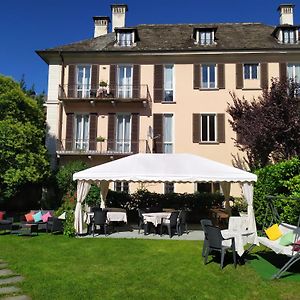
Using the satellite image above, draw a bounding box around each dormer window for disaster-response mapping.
[194,28,216,45]
[272,26,299,45]
[282,28,296,44]
[115,28,137,47]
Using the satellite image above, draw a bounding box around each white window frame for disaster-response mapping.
[197,30,214,45]
[74,113,90,150]
[163,113,174,153]
[282,29,296,44]
[201,64,217,88]
[114,181,129,193]
[76,65,91,98]
[200,114,217,143]
[117,32,134,47]
[287,63,300,83]
[117,65,133,98]
[243,63,259,80]
[163,64,174,102]
[115,113,131,153]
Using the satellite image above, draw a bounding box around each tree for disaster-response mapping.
[227,78,300,170]
[0,75,50,205]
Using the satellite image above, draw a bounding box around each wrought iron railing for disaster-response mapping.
[58,84,151,102]
[56,139,151,155]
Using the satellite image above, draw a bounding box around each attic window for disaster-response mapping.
[282,28,297,44]
[196,29,215,45]
[116,30,135,47]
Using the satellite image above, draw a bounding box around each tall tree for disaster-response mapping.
[0,75,50,204]
[227,78,300,170]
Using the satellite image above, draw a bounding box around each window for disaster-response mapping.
[76,65,91,98]
[197,30,214,45]
[287,64,300,83]
[117,32,133,47]
[116,114,131,153]
[117,65,133,98]
[163,114,173,153]
[244,64,258,80]
[115,181,129,193]
[164,182,174,194]
[201,64,216,88]
[196,182,220,193]
[201,114,216,142]
[75,114,89,150]
[164,65,174,102]
[282,29,296,44]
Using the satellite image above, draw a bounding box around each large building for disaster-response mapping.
[37,3,300,195]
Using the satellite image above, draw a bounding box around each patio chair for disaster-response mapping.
[177,210,188,235]
[137,208,145,234]
[0,217,13,233]
[204,225,237,269]
[91,210,110,236]
[200,219,213,257]
[47,217,64,234]
[160,211,179,238]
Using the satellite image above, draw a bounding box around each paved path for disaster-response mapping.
[0,259,31,300]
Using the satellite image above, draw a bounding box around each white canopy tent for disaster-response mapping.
[73,153,257,240]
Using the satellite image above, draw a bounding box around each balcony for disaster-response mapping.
[56,139,151,156]
[58,84,151,105]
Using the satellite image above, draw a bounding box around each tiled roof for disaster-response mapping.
[37,23,300,54]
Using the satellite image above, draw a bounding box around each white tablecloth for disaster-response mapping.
[85,211,127,224]
[142,212,171,227]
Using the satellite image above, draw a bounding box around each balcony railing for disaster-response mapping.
[56,139,151,155]
[58,84,151,103]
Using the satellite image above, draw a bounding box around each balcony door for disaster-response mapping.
[117,66,133,98]
[75,114,89,150]
[77,65,91,98]
[116,114,131,152]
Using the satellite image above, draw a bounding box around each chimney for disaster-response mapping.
[278,4,295,25]
[111,4,128,31]
[93,16,111,37]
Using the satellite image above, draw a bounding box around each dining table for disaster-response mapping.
[142,212,171,227]
[85,210,127,225]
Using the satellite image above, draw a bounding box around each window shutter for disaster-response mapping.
[131,113,140,153]
[193,114,200,143]
[110,65,116,97]
[260,63,268,89]
[68,65,76,98]
[217,64,225,89]
[236,63,243,89]
[65,113,74,150]
[107,113,115,151]
[89,113,98,151]
[279,62,287,82]
[91,65,99,97]
[154,65,163,102]
[193,64,200,89]
[153,114,163,153]
[217,113,225,143]
[133,65,140,99]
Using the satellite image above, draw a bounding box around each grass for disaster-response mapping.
[1,234,300,300]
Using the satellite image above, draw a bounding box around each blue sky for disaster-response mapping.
[1,0,300,93]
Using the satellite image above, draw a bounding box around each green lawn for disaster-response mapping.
[0,234,299,300]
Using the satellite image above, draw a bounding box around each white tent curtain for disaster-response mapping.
[220,182,231,213]
[99,180,109,208]
[74,180,91,234]
[242,182,259,244]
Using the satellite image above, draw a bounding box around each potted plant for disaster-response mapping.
[96,136,105,142]
[233,197,248,216]
[99,80,107,88]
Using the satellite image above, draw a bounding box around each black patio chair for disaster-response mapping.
[91,210,110,236]
[137,208,146,234]
[204,225,237,269]
[200,219,213,257]
[177,210,188,235]
[0,217,13,233]
[160,211,179,238]
[47,217,64,234]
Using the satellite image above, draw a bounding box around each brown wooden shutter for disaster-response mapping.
[260,63,268,90]
[154,65,163,102]
[89,113,98,150]
[153,114,163,153]
[65,113,74,150]
[279,62,287,82]
[193,64,200,89]
[133,65,140,99]
[68,65,76,98]
[91,65,99,97]
[193,114,200,143]
[236,63,243,89]
[107,113,115,151]
[110,65,116,97]
[217,113,225,143]
[217,64,225,89]
[131,113,140,153]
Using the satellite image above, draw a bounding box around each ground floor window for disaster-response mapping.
[196,182,220,193]
[114,181,129,193]
[164,182,174,194]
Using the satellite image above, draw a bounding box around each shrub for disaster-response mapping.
[254,157,300,227]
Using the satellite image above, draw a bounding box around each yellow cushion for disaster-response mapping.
[265,224,283,241]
